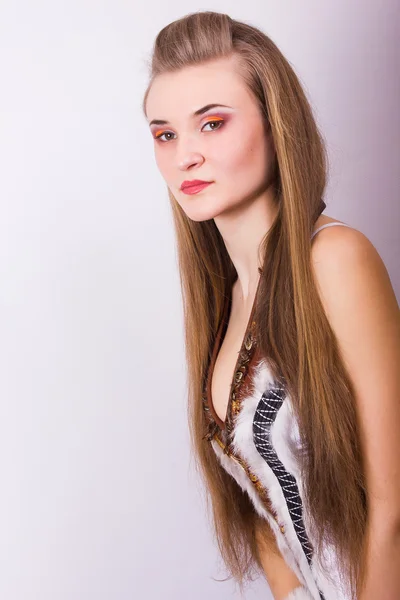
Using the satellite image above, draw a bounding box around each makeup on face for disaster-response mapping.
[148,104,235,142]
[153,116,227,143]
[148,103,234,127]
[181,182,213,195]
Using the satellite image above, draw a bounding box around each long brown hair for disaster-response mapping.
[142,11,367,598]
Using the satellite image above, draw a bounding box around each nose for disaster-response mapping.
[178,152,205,171]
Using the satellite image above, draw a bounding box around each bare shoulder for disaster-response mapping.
[311,218,382,274]
[311,215,387,299]
[310,218,399,332]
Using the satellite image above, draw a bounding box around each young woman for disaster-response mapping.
[142,11,400,600]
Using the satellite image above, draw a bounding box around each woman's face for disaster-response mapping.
[145,55,276,222]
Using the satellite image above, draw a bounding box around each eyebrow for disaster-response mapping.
[148,103,233,127]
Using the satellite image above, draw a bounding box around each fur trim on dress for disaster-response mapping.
[284,586,315,599]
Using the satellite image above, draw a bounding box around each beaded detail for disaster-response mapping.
[225,319,257,447]
[202,311,279,519]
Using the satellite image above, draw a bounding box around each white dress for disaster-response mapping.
[203,222,353,600]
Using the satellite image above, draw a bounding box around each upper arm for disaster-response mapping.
[311,226,400,533]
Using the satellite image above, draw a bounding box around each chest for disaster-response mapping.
[210,298,255,424]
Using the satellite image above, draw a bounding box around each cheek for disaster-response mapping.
[215,121,274,182]
[215,129,270,179]
[154,150,181,192]
[154,149,170,177]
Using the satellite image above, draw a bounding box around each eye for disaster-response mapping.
[201,119,225,132]
[154,119,225,143]
[154,131,176,143]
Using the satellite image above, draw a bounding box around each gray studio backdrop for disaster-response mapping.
[0,2,398,599]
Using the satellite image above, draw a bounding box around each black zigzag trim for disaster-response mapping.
[253,380,326,600]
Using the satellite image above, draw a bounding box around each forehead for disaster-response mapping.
[145,56,254,121]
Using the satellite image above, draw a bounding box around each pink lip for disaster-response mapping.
[181,182,213,195]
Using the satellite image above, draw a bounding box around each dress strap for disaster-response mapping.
[311,222,351,240]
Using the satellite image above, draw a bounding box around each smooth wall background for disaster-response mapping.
[0,2,398,599]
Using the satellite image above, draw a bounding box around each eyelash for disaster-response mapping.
[154,119,225,143]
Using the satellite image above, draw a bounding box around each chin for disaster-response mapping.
[183,210,218,223]
[177,199,224,223]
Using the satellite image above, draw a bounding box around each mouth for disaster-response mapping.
[181,182,213,195]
